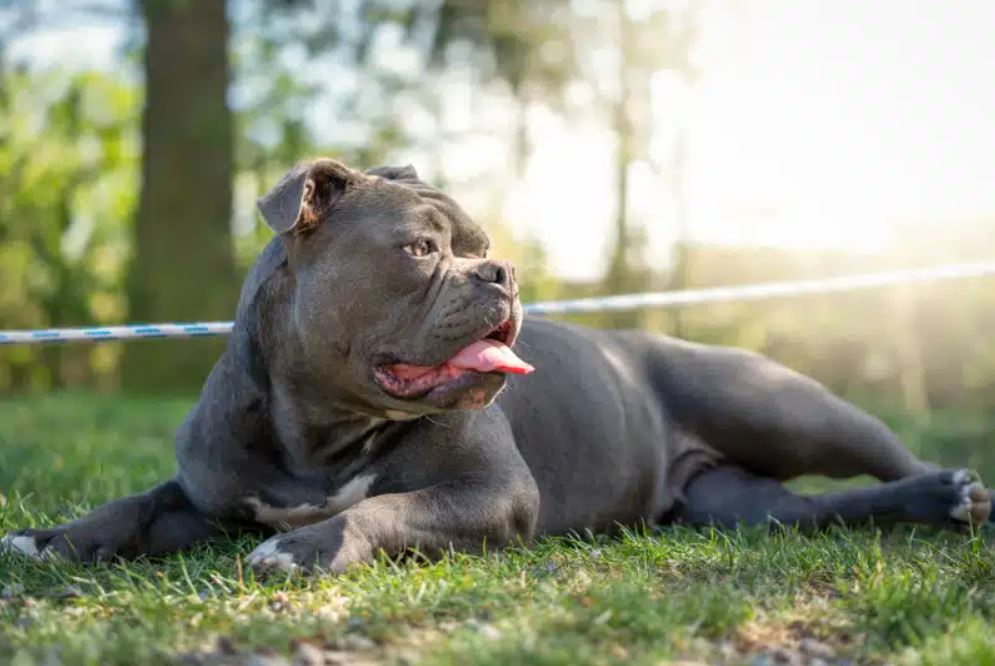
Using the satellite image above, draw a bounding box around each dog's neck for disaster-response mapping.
[265,377,396,471]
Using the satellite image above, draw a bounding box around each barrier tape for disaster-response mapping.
[2,260,994,345]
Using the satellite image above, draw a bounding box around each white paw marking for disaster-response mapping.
[1,534,41,560]
[245,473,376,530]
[953,469,972,485]
[246,537,299,574]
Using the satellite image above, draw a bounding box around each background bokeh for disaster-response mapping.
[0,0,993,429]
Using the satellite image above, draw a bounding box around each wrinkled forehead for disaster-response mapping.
[345,176,490,256]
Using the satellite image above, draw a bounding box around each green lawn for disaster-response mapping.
[2,395,995,665]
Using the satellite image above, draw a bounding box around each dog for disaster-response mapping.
[3,158,991,573]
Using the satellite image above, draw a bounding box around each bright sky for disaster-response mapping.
[507,0,995,279]
[688,0,995,249]
[9,0,995,281]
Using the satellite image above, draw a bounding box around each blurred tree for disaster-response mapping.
[122,0,236,392]
[601,2,695,329]
[427,0,575,175]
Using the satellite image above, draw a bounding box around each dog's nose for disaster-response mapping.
[472,260,513,290]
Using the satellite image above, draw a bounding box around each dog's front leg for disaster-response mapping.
[1,480,221,562]
[246,477,539,575]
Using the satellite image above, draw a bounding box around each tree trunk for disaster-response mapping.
[123,0,235,393]
[668,127,690,339]
[604,3,639,329]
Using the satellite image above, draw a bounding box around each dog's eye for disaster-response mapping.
[404,239,436,258]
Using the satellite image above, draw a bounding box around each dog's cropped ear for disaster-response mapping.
[257,159,358,234]
[366,164,419,182]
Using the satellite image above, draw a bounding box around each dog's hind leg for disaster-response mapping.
[650,338,933,482]
[674,465,990,529]
[1,480,222,563]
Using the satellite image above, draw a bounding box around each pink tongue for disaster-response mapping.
[447,339,534,375]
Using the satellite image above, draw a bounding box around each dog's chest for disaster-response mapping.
[243,472,376,531]
[243,402,396,530]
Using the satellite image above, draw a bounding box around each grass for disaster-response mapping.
[2,394,995,665]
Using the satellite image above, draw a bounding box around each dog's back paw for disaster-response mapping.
[901,468,990,527]
[947,469,991,525]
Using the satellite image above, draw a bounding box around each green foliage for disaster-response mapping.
[0,68,139,392]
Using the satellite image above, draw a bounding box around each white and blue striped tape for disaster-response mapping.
[523,260,995,315]
[2,261,994,345]
[0,322,234,345]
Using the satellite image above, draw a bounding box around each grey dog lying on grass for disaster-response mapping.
[3,158,991,574]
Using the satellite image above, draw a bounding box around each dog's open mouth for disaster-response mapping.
[374,320,534,399]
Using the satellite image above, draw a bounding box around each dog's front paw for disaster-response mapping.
[245,519,371,576]
[1,526,121,563]
[245,535,302,574]
[1,531,50,561]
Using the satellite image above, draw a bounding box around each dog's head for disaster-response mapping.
[257,158,532,417]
